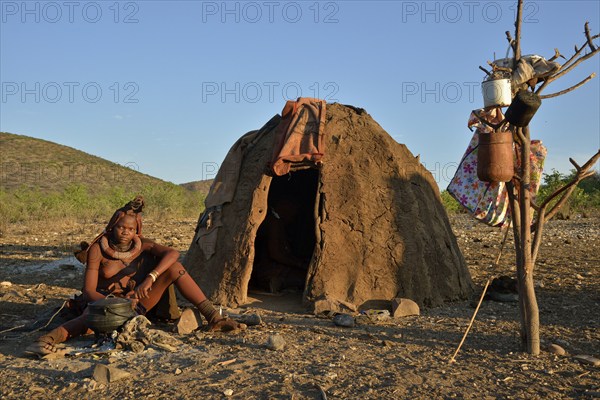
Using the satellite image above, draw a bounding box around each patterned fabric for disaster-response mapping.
[448,110,547,227]
[448,133,510,226]
[516,140,547,196]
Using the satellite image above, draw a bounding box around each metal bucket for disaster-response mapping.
[482,78,512,108]
[477,131,514,183]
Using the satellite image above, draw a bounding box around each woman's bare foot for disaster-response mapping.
[24,336,65,358]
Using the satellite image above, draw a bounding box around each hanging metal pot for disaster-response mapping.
[477,130,514,183]
[86,295,136,334]
[504,90,541,127]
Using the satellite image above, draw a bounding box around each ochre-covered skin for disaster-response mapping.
[27,200,245,357]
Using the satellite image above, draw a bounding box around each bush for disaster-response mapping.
[440,190,463,214]
[438,169,600,217]
[0,184,206,224]
[537,169,600,214]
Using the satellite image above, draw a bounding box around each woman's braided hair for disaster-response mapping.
[74,195,145,264]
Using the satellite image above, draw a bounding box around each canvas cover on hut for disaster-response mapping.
[184,99,472,312]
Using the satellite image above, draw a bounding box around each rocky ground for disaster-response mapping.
[0,214,598,399]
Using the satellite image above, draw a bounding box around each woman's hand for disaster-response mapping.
[125,291,140,311]
[134,277,153,300]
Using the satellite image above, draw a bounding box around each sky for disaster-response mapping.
[1,0,599,188]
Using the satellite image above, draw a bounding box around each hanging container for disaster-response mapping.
[481,78,512,108]
[477,131,514,182]
[504,90,541,127]
[86,295,136,334]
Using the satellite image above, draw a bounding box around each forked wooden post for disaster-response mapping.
[502,0,599,354]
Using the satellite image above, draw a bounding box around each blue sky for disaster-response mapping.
[1,0,599,187]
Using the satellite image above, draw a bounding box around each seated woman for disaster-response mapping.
[27,196,245,356]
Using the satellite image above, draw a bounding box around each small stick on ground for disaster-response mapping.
[0,324,26,334]
[1,300,69,335]
[216,358,237,367]
[449,278,491,364]
[577,371,591,379]
[29,300,67,334]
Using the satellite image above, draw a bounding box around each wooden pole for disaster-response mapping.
[510,0,539,355]
[519,126,540,354]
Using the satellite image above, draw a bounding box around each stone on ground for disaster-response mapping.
[176,308,200,334]
[266,334,285,351]
[238,313,262,326]
[332,313,355,327]
[573,354,600,366]
[392,298,420,318]
[92,364,131,384]
[546,344,566,356]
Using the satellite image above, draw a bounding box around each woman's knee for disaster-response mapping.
[164,262,188,281]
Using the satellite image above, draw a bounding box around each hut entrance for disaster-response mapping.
[249,169,319,294]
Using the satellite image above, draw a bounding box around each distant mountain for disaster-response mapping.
[180,179,213,194]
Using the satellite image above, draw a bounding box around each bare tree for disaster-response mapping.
[501,0,600,354]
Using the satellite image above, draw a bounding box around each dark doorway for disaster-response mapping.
[249,169,319,293]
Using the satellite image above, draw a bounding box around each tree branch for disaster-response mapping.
[536,27,600,94]
[514,0,524,66]
[531,210,545,264]
[548,48,600,82]
[506,31,516,54]
[479,65,492,77]
[513,128,527,147]
[548,48,565,62]
[540,150,600,221]
[585,22,598,52]
[539,73,597,99]
[530,198,540,212]
[532,151,599,262]
[562,34,599,71]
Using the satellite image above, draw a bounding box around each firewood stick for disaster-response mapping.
[495,222,512,265]
[449,278,491,364]
[29,300,67,334]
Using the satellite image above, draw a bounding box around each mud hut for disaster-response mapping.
[184,100,472,312]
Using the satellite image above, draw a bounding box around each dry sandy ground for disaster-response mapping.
[0,214,598,399]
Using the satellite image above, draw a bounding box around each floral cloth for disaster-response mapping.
[448,109,547,227]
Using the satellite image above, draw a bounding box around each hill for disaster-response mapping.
[0,132,170,192]
[0,132,207,223]
[180,179,213,193]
